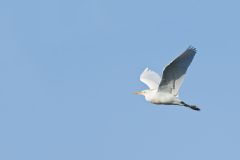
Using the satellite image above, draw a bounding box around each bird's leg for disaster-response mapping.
[180,101,200,111]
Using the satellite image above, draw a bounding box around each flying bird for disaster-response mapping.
[134,46,200,111]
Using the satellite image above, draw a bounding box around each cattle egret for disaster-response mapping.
[134,46,200,111]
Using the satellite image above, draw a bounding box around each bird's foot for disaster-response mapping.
[180,101,200,111]
[189,105,200,111]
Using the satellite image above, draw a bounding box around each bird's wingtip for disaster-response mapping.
[144,67,149,71]
[187,45,197,53]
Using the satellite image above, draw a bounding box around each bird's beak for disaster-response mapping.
[133,91,143,95]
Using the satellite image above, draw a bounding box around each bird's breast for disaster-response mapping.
[146,92,176,104]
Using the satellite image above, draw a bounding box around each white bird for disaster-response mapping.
[134,46,200,111]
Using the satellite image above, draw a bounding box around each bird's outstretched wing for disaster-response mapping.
[140,68,161,89]
[158,46,197,95]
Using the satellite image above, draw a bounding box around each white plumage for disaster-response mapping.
[135,46,200,111]
[140,68,161,89]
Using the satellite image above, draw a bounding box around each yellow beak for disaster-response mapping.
[133,91,143,95]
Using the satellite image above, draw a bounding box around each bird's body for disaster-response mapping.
[135,46,200,111]
[143,89,178,104]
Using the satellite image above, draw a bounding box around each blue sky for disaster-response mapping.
[1,0,240,159]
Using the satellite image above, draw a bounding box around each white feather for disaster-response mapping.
[140,68,161,89]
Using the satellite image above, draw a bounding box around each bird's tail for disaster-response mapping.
[181,101,200,111]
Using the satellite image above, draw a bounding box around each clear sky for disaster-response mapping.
[1,0,240,159]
